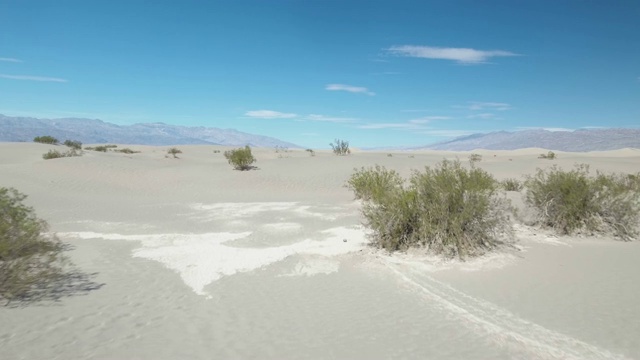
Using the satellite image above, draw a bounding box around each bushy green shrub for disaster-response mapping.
[525,165,640,240]
[500,178,523,191]
[348,165,403,203]
[224,146,256,170]
[42,149,82,160]
[348,160,512,258]
[538,151,556,160]
[63,140,82,150]
[115,148,139,154]
[0,188,67,303]
[167,147,182,158]
[469,153,482,163]
[33,136,59,145]
[330,139,350,156]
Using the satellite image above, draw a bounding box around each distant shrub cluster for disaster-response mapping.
[42,149,82,160]
[0,188,67,304]
[330,139,350,156]
[305,149,315,156]
[224,146,256,170]
[63,140,82,150]
[538,151,557,160]
[348,160,513,258]
[167,147,182,158]
[33,136,59,145]
[525,165,640,240]
[115,148,139,154]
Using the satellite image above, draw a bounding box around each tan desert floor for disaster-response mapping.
[1,142,640,360]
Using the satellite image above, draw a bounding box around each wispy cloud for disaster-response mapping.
[517,127,573,132]
[0,74,67,82]
[409,116,451,124]
[0,57,22,63]
[467,113,495,119]
[358,123,419,130]
[325,84,375,96]
[467,102,511,111]
[387,45,517,64]
[306,114,356,123]
[244,110,297,119]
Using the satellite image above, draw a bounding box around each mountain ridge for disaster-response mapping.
[0,114,300,148]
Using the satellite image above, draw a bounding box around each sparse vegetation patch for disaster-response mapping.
[115,148,140,154]
[538,151,557,160]
[167,147,182,158]
[63,140,82,150]
[500,178,523,191]
[469,153,482,163]
[42,149,82,160]
[348,160,512,258]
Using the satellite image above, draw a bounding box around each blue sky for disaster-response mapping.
[1,0,639,148]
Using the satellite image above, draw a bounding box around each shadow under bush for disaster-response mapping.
[348,160,513,259]
[525,165,640,240]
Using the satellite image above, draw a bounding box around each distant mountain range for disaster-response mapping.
[0,114,300,148]
[422,129,640,151]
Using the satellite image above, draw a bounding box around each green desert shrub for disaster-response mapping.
[0,188,67,303]
[224,146,256,170]
[525,165,640,240]
[348,160,512,258]
[538,151,557,160]
[500,178,523,191]
[469,153,482,163]
[348,165,404,203]
[305,149,315,156]
[42,149,81,160]
[330,139,350,156]
[33,136,59,145]
[167,147,182,158]
[115,148,139,154]
[63,140,82,150]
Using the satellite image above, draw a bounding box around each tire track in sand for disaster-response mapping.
[384,259,629,360]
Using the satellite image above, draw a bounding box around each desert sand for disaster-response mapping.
[1,142,639,359]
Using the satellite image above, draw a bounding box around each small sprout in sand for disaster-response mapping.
[387,153,393,157]
[213,149,221,154]
[167,147,182,158]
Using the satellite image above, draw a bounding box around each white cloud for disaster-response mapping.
[306,114,356,123]
[467,113,495,119]
[244,110,297,119]
[358,123,419,130]
[325,84,375,96]
[0,58,22,63]
[517,127,573,132]
[387,45,518,64]
[468,102,511,111]
[409,116,451,124]
[0,74,67,82]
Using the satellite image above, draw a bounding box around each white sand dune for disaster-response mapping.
[1,142,639,359]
